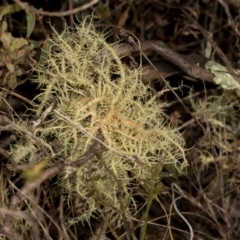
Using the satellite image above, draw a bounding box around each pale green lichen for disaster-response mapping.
[12,17,187,223]
[189,89,240,169]
[205,60,240,90]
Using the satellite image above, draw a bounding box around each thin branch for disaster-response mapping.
[0,207,35,222]
[171,183,194,240]
[13,0,99,17]
[114,41,214,82]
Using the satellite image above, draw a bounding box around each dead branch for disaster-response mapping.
[115,41,215,83]
[13,0,99,17]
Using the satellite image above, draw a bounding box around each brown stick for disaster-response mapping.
[13,0,99,17]
[115,41,215,82]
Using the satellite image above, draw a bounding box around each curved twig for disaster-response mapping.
[115,41,215,82]
[13,0,99,17]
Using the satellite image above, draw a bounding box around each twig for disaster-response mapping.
[171,183,194,240]
[0,207,36,222]
[59,195,73,240]
[32,101,56,129]
[13,0,99,17]
[67,0,74,27]
[114,40,214,82]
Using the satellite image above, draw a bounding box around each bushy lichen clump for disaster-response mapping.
[13,18,187,222]
[190,89,240,169]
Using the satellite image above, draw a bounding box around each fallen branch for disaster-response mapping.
[115,40,215,83]
[13,0,99,17]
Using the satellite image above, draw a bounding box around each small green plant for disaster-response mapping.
[11,16,187,224]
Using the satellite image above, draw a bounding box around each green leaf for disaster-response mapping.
[0,32,12,48]
[0,5,10,21]
[8,73,18,89]
[9,38,28,52]
[5,62,14,72]
[25,10,36,39]
[0,21,8,35]
[0,4,22,19]
[25,42,35,51]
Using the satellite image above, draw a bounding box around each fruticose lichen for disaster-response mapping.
[190,89,240,169]
[11,17,187,223]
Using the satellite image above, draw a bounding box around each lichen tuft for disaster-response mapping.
[12,17,187,223]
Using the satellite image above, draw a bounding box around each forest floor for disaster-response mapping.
[0,1,240,239]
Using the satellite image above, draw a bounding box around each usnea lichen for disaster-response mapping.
[11,17,187,223]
